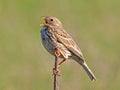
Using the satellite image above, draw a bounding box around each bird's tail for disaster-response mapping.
[81,61,96,81]
[74,56,96,81]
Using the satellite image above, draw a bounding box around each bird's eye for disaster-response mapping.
[45,21,48,23]
[50,19,53,21]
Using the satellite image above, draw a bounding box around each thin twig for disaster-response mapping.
[53,55,59,90]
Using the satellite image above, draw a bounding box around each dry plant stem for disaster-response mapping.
[53,55,59,90]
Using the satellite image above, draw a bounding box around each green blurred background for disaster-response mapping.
[0,0,120,90]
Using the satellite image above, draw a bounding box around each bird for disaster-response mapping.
[40,16,96,81]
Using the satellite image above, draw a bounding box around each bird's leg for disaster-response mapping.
[53,68,60,76]
[53,48,61,76]
[56,48,67,68]
[55,48,67,66]
[53,48,67,75]
[57,58,66,68]
[53,58,66,76]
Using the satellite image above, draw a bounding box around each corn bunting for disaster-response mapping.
[40,16,96,81]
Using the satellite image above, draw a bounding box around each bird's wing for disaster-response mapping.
[52,27,84,61]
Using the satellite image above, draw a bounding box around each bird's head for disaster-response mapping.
[40,16,63,27]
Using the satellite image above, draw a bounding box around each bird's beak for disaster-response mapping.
[40,23,45,27]
[40,16,46,27]
[41,16,46,20]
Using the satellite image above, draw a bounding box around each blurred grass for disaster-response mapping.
[0,0,120,90]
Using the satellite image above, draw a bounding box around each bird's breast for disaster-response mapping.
[41,27,55,55]
[40,27,72,59]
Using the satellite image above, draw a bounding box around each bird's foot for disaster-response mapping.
[53,68,61,76]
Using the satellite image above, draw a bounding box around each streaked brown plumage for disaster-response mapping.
[40,16,96,81]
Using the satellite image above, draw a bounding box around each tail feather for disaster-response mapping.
[81,62,96,81]
[73,56,96,81]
